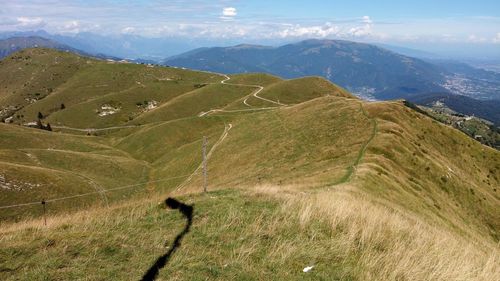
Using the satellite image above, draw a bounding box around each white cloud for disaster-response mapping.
[16,17,46,29]
[348,25,372,37]
[347,16,373,37]
[276,22,340,38]
[51,20,101,34]
[61,20,80,33]
[110,20,385,41]
[493,33,500,43]
[0,16,46,31]
[467,34,487,43]
[440,33,458,42]
[121,27,136,34]
[222,7,237,17]
[220,7,237,20]
[362,16,373,24]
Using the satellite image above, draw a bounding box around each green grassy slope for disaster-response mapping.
[0,48,88,120]
[0,123,150,219]
[245,76,354,107]
[360,101,499,240]
[221,75,354,111]
[229,72,283,86]
[198,97,371,187]
[1,48,222,127]
[130,83,254,124]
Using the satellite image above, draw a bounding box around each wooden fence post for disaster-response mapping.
[41,199,47,226]
[202,136,207,193]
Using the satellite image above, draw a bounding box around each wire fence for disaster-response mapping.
[0,174,191,210]
[1,123,227,218]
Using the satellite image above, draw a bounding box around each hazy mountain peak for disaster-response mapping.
[0,36,74,59]
[228,44,271,50]
[165,39,446,100]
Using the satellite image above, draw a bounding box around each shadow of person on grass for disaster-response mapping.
[140,197,193,281]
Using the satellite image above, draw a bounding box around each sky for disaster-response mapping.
[1,0,499,58]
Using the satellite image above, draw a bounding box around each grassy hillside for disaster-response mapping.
[412,101,500,149]
[1,48,222,127]
[256,76,354,104]
[234,76,353,108]
[0,123,150,219]
[228,72,283,86]
[0,48,87,120]
[362,101,499,240]
[0,36,68,59]
[0,48,498,280]
[1,188,497,280]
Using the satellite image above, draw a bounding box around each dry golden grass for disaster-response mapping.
[250,184,500,281]
[1,180,498,280]
[360,101,499,241]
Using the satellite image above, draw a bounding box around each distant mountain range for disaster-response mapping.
[0,30,227,60]
[0,36,78,59]
[0,36,122,61]
[164,39,500,101]
[0,36,164,66]
[164,39,449,100]
[374,43,442,59]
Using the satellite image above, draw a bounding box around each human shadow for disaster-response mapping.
[140,197,193,281]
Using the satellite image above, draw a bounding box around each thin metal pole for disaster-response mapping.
[41,199,47,226]
[202,136,207,193]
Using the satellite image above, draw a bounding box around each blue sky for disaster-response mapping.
[1,0,499,57]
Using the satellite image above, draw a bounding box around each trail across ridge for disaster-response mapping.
[54,73,282,130]
[220,74,286,106]
[330,103,378,186]
[182,73,288,190]
[174,123,233,191]
[208,73,379,188]
[53,125,140,132]
[198,74,286,117]
[49,72,285,195]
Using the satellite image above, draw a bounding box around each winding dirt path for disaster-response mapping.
[219,75,286,107]
[70,171,109,207]
[52,125,141,132]
[198,74,285,117]
[174,123,232,191]
[334,103,378,185]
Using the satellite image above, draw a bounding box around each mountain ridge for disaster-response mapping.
[0,36,122,61]
[0,36,79,59]
[164,39,449,100]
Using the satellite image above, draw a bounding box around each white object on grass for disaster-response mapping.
[303,266,314,273]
